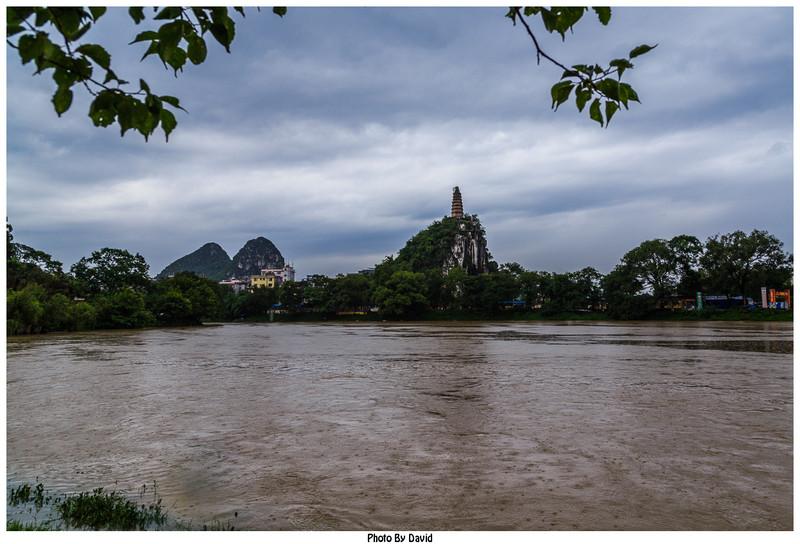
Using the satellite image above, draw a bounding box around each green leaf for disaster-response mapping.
[589,98,603,126]
[570,64,592,77]
[101,68,121,85]
[89,91,118,127]
[161,109,177,141]
[7,25,25,37]
[145,92,162,112]
[33,8,50,27]
[550,80,574,111]
[49,7,85,39]
[505,8,518,24]
[17,33,46,64]
[70,22,92,41]
[209,8,236,51]
[70,56,93,80]
[154,7,183,21]
[630,44,657,58]
[7,7,34,26]
[130,30,159,44]
[52,85,73,116]
[164,47,188,75]
[140,41,159,62]
[609,58,633,78]
[129,7,145,24]
[617,83,630,108]
[76,44,111,70]
[134,101,157,140]
[157,21,183,50]
[273,7,287,17]
[592,7,612,25]
[88,7,106,21]
[159,95,186,111]
[605,101,620,126]
[596,79,620,101]
[575,88,592,112]
[117,98,134,136]
[621,83,640,103]
[53,65,77,87]
[35,38,67,74]
[187,34,207,65]
[538,7,586,39]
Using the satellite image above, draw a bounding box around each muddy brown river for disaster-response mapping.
[6,321,793,530]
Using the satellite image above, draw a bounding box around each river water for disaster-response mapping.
[6,321,793,530]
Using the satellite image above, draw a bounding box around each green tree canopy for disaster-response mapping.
[331,274,372,312]
[149,271,221,325]
[94,290,154,329]
[70,247,151,295]
[701,229,792,305]
[277,280,303,315]
[621,238,680,301]
[373,270,428,319]
[600,263,652,320]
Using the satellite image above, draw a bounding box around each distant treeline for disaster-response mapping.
[6,224,793,335]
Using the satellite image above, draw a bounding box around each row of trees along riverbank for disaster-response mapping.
[6,225,792,335]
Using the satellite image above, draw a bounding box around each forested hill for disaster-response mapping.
[156,242,231,281]
[397,215,493,275]
[156,237,284,281]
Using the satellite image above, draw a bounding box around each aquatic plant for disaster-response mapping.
[56,487,167,530]
[6,519,54,531]
[7,481,237,531]
[8,481,166,531]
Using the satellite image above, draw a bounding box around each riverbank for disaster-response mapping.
[8,308,791,338]
[248,307,793,324]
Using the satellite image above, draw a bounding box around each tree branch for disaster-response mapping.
[512,7,571,73]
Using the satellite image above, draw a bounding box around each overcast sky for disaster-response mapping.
[4,5,794,279]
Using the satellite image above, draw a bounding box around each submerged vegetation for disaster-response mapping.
[6,481,236,531]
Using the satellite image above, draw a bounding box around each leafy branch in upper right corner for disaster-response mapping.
[507,6,657,126]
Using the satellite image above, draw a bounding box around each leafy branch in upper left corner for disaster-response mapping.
[6,6,287,141]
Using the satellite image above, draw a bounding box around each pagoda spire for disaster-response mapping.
[451,186,464,218]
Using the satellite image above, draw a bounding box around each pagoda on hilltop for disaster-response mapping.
[397,185,490,276]
[451,186,464,219]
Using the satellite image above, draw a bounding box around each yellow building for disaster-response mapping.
[251,273,278,290]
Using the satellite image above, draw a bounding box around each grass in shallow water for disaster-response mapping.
[55,487,167,530]
[7,481,234,530]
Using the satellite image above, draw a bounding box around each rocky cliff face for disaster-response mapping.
[157,237,285,281]
[156,242,231,281]
[225,237,285,278]
[441,217,490,276]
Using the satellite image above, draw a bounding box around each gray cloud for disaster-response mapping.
[5,7,793,279]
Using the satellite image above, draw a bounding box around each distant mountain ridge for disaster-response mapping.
[156,237,284,281]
